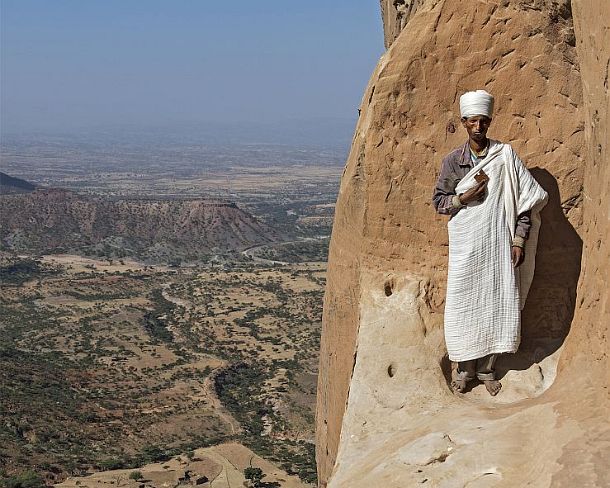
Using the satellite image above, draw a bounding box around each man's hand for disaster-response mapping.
[511,246,525,267]
[458,179,487,205]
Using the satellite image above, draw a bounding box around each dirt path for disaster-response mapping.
[161,283,193,309]
[241,244,288,265]
[159,283,241,435]
[241,236,328,265]
[56,442,311,488]
[203,365,242,435]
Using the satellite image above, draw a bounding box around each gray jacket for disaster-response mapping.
[432,141,531,241]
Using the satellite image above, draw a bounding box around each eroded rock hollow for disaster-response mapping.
[316,1,609,486]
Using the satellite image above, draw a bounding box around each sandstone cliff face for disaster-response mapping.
[379,0,424,48]
[546,2,610,484]
[566,0,609,375]
[316,1,608,486]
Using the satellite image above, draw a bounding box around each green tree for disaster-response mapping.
[244,466,264,487]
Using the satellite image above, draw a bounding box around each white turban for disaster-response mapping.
[460,90,494,119]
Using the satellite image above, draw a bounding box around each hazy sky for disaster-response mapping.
[1,1,384,135]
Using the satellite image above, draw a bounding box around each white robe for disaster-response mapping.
[444,141,548,362]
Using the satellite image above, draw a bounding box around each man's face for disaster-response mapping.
[461,115,492,143]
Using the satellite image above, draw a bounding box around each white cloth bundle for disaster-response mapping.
[460,90,494,119]
[444,141,548,361]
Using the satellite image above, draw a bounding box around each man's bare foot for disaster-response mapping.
[451,378,470,393]
[483,379,502,396]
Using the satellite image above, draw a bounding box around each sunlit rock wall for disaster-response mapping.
[379,0,425,48]
[315,0,610,486]
[543,3,610,483]
[564,0,609,374]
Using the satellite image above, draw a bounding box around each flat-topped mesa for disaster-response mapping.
[316,1,608,486]
[0,172,38,194]
[0,190,279,259]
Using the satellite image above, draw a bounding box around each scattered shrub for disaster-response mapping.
[128,471,143,480]
[1,471,45,488]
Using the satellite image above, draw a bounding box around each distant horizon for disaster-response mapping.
[1,116,358,150]
[1,1,384,145]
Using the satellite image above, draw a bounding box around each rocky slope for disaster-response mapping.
[0,188,279,261]
[0,171,38,194]
[316,1,608,486]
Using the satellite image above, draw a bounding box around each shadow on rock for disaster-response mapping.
[496,168,582,380]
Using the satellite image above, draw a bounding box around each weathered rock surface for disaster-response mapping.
[316,1,608,486]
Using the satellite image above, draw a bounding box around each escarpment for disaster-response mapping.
[0,189,279,260]
[316,1,608,487]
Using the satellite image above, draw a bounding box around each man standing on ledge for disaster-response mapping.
[433,90,548,396]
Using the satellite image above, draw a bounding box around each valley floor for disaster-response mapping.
[0,253,322,486]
